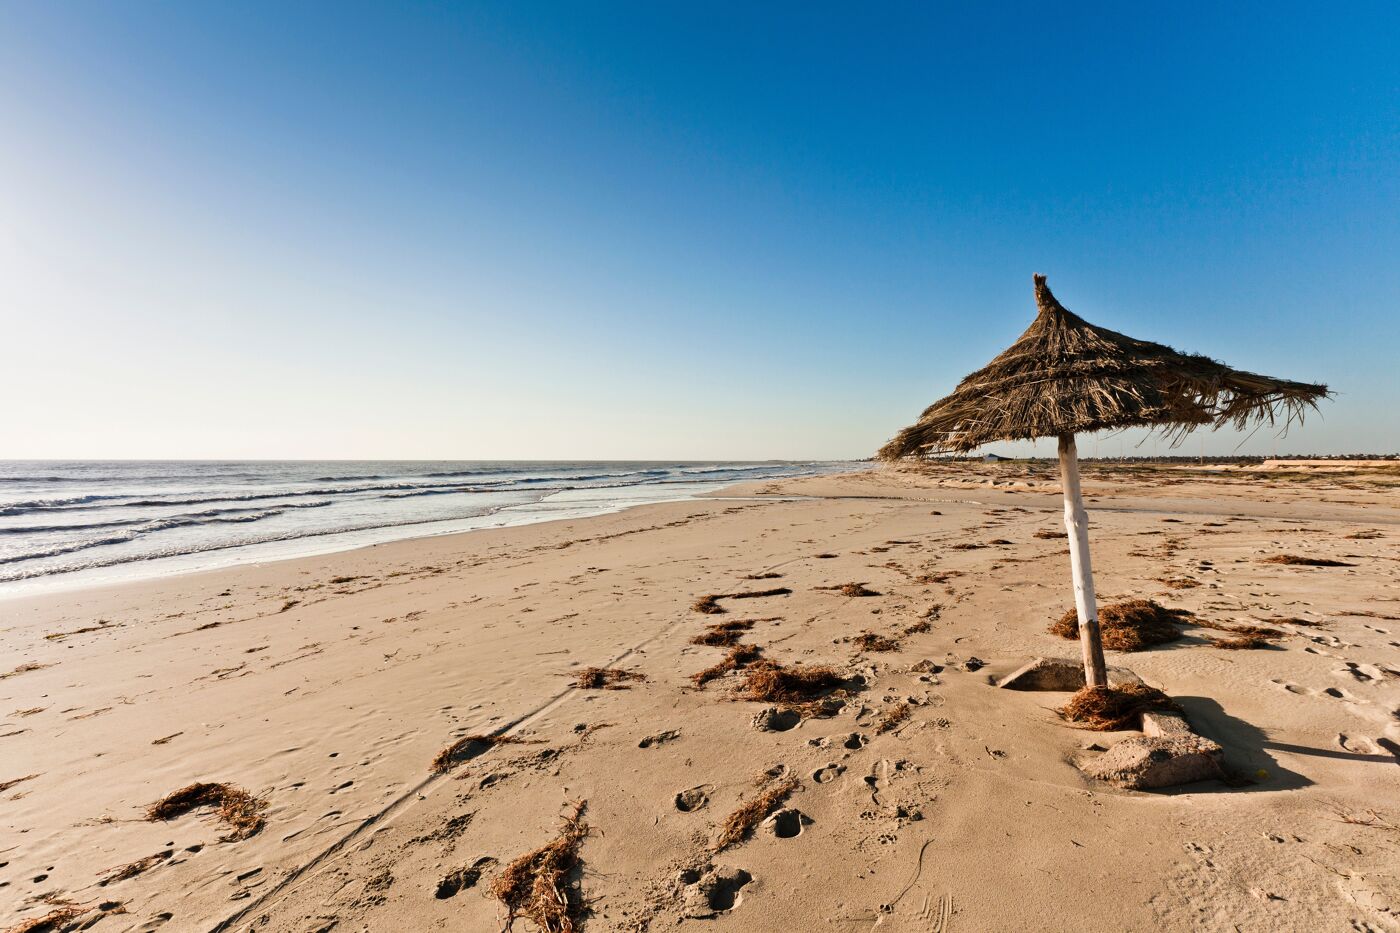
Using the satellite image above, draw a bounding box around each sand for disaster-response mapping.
[2,462,1398,932]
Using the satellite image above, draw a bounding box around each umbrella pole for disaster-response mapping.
[1057,433,1108,687]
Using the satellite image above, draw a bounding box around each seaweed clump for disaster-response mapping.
[690,620,755,647]
[691,644,763,688]
[1049,599,1192,651]
[816,582,880,597]
[692,588,792,614]
[738,661,844,704]
[1261,555,1355,567]
[6,906,94,933]
[713,777,799,852]
[1210,634,1276,650]
[432,733,534,773]
[1061,684,1180,731]
[146,782,266,841]
[853,631,900,652]
[876,703,911,735]
[490,802,589,933]
[572,668,645,690]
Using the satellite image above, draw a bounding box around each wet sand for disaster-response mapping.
[2,463,1398,932]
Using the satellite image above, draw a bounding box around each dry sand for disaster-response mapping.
[2,462,1398,932]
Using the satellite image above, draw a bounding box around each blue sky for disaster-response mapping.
[2,2,1396,459]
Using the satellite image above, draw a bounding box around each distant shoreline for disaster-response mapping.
[0,456,856,596]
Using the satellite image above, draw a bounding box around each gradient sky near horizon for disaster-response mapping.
[3,3,1397,460]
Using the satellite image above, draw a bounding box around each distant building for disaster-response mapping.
[983,453,1009,462]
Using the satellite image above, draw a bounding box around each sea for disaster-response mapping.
[0,460,855,597]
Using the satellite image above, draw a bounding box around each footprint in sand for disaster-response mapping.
[680,866,752,918]
[1271,679,1304,694]
[1341,662,1394,683]
[639,729,681,748]
[762,807,810,839]
[675,785,713,812]
[435,856,497,899]
[813,763,845,784]
[752,708,800,732]
[1337,734,1376,754]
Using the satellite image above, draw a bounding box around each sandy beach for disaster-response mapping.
[3,462,1398,932]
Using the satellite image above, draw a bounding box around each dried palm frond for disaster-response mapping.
[880,275,1328,457]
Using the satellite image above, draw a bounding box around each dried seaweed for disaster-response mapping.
[853,632,900,652]
[690,620,755,647]
[432,734,535,773]
[691,644,762,688]
[490,802,589,933]
[714,778,799,851]
[1061,684,1180,731]
[1261,555,1356,567]
[1049,599,1192,651]
[6,906,92,933]
[99,849,173,886]
[572,668,645,690]
[815,582,880,597]
[876,703,912,734]
[737,661,845,704]
[145,782,265,841]
[1210,634,1276,650]
[691,588,792,614]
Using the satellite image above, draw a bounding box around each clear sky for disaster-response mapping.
[2,3,1396,460]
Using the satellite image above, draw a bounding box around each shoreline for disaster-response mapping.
[3,465,1397,931]
[0,475,845,602]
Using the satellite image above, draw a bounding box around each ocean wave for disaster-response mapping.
[0,467,720,516]
[0,501,334,536]
[0,493,131,514]
[0,504,515,582]
[0,508,297,566]
[678,465,782,476]
[0,461,851,585]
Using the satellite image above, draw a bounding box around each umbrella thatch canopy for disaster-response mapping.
[879,275,1329,687]
[880,275,1328,458]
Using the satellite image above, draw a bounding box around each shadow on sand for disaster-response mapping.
[1165,695,1312,793]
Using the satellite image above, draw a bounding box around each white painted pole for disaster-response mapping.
[1058,433,1108,687]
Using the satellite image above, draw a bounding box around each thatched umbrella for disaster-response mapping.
[879,275,1329,686]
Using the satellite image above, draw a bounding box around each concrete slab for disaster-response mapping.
[996,656,1144,691]
[1079,735,1224,789]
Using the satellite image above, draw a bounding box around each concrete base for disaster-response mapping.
[1141,710,1193,738]
[1078,735,1224,790]
[996,656,1144,691]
